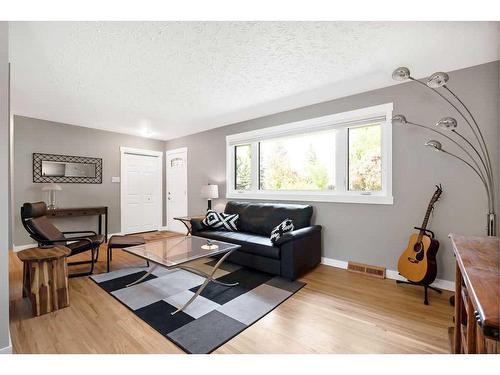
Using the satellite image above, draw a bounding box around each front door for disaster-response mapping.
[121,148,163,234]
[166,148,188,233]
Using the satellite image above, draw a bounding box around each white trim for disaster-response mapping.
[0,345,12,354]
[321,257,348,269]
[226,103,393,145]
[12,243,36,252]
[13,229,176,252]
[120,147,163,234]
[165,147,188,232]
[165,147,188,156]
[226,103,393,205]
[320,256,454,291]
[227,191,393,204]
[119,146,163,157]
[15,233,124,251]
[0,335,12,354]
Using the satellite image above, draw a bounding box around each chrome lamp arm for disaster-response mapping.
[391,67,497,236]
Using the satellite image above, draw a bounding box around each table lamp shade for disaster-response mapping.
[201,184,219,199]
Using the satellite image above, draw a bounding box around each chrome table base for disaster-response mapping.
[126,249,238,315]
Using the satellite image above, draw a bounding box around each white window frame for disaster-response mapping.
[226,103,393,205]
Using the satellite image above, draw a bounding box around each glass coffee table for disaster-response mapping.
[123,235,241,315]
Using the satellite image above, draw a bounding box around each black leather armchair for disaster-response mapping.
[191,201,322,280]
[21,202,104,277]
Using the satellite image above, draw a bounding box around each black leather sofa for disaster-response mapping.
[191,201,322,280]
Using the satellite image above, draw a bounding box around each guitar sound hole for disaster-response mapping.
[415,251,424,261]
[413,242,423,252]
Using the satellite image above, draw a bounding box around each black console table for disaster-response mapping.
[46,206,108,242]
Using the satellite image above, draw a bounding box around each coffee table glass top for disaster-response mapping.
[123,235,240,268]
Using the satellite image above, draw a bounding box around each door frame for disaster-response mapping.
[120,146,164,234]
[165,147,188,231]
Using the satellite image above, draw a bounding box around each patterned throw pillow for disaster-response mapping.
[270,219,294,244]
[202,210,239,231]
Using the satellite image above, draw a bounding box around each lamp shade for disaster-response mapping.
[436,117,457,130]
[424,140,442,151]
[41,183,62,191]
[392,67,411,81]
[201,184,219,199]
[426,72,449,88]
[392,114,407,125]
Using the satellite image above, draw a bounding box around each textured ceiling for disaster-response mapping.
[9,21,499,140]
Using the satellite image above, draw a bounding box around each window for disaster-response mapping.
[226,103,393,204]
[348,124,382,191]
[235,144,251,190]
[259,130,336,191]
[170,157,184,168]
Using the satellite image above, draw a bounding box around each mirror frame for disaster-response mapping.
[33,152,103,184]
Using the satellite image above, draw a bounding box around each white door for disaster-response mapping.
[121,147,163,234]
[166,148,188,233]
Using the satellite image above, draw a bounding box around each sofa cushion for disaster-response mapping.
[196,231,280,260]
[224,201,313,236]
[270,219,294,244]
[202,210,238,231]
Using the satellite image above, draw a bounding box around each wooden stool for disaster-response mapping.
[17,246,71,316]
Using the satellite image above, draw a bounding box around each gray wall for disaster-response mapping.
[13,116,166,246]
[166,61,499,282]
[0,22,11,352]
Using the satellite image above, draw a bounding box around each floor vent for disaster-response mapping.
[347,261,386,279]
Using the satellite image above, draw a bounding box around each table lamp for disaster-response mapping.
[200,184,218,211]
[42,183,62,210]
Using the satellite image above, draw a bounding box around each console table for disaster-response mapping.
[449,233,499,354]
[47,206,108,242]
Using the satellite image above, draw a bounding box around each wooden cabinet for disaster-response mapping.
[450,234,499,354]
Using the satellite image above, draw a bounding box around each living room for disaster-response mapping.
[0,1,499,372]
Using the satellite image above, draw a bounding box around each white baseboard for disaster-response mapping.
[0,334,12,354]
[13,229,171,252]
[0,345,12,354]
[321,257,348,269]
[320,256,454,291]
[12,243,35,252]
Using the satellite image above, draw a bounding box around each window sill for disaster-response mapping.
[226,191,394,205]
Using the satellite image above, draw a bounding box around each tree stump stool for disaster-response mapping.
[17,246,71,316]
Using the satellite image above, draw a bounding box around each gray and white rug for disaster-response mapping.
[90,259,305,354]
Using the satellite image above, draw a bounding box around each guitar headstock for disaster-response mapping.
[430,184,443,206]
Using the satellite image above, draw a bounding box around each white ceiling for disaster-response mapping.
[9,21,499,140]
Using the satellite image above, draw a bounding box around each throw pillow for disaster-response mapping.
[270,219,294,244]
[202,210,239,231]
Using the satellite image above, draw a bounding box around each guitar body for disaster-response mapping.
[398,233,439,284]
[397,185,442,285]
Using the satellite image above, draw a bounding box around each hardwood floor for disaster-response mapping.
[9,232,454,354]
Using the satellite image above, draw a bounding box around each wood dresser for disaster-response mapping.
[449,234,499,354]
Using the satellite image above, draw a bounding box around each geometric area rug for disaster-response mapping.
[90,259,305,354]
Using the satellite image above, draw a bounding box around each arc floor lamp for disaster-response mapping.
[391,67,496,236]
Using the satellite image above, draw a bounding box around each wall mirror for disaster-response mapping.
[33,153,102,184]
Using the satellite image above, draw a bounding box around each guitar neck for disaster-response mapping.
[418,205,433,239]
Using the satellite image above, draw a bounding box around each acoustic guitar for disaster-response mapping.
[398,185,442,284]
